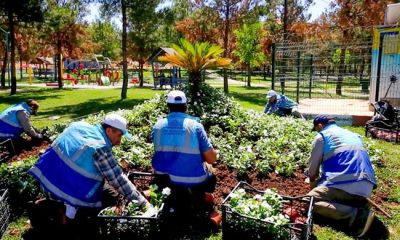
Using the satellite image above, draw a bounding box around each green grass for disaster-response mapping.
[0,86,163,128]
[2,216,30,240]
[1,85,399,239]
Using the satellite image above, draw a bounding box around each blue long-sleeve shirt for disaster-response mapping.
[263,95,297,115]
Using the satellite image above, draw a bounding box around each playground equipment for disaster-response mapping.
[27,66,33,85]
[148,47,187,89]
[63,55,120,86]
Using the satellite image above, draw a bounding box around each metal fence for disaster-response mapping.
[272,41,373,103]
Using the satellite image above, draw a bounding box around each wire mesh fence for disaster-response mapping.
[270,40,376,116]
[272,40,373,102]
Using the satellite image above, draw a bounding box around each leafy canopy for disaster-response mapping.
[158,38,232,73]
[233,22,265,68]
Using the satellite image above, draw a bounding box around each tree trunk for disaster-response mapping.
[1,48,6,88]
[121,0,128,99]
[57,38,63,88]
[20,55,22,80]
[336,47,346,95]
[247,64,251,87]
[139,62,144,87]
[223,0,230,94]
[189,72,202,104]
[9,12,16,95]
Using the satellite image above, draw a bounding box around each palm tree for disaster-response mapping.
[158,38,231,102]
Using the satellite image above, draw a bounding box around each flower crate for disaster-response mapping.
[0,189,10,239]
[97,172,164,240]
[221,182,314,240]
[0,139,15,162]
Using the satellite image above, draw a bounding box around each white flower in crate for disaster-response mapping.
[162,187,171,196]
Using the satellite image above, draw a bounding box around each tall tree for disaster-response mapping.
[328,0,387,95]
[175,6,220,44]
[233,22,265,87]
[0,0,44,95]
[211,0,260,93]
[88,21,121,60]
[43,0,86,89]
[98,0,130,99]
[127,0,164,87]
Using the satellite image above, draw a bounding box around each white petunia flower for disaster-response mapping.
[162,187,171,196]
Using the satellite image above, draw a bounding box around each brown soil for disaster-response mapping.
[6,141,49,163]
[213,163,311,205]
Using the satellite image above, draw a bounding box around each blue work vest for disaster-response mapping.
[152,112,209,187]
[318,124,377,188]
[0,102,32,139]
[29,122,112,208]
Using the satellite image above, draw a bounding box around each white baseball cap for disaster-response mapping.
[266,90,277,99]
[103,113,132,138]
[167,90,187,104]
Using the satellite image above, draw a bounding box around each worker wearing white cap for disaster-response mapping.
[28,113,150,238]
[152,90,221,226]
[263,90,304,119]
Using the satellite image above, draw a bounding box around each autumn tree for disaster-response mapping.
[175,6,220,44]
[42,0,87,88]
[233,22,265,87]
[211,0,261,93]
[328,0,387,95]
[0,0,44,94]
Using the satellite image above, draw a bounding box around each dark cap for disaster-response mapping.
[312,115,335,131]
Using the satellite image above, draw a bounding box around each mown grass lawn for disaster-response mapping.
[1,85,399,240]
[0,86,163,128]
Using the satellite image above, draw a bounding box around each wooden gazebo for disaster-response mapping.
[148,47,186,89]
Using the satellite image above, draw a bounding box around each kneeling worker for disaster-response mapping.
[306,115,377,237]
[263,90,304,119]
[0,99,43,141]
[29,113,150,238]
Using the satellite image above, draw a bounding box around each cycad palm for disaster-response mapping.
[158,38,231,101]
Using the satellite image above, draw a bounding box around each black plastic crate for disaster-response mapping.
[222,182,314,240]
[0,139,15,163]
[0,189,10,239]
[97,172,163,240]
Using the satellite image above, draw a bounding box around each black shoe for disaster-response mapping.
[353,208,374,237]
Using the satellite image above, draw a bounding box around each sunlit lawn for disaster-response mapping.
[0,86,163,128]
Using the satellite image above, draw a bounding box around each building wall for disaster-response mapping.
[370,26,400,107]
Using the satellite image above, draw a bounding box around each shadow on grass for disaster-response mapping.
[38,98,147,121]
[228,90,266,108]
[315,216,389,240]
[0,88,72,104]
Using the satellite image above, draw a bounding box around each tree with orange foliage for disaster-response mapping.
[328,0,388,95]
[175,7,220,44]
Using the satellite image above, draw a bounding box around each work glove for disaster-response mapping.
[142,203,157,217]
[36,133,43,140]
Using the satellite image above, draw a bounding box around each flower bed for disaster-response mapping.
[221,182,314,240]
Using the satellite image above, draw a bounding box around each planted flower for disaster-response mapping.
[99,185,170,217]
[225,186,290,239]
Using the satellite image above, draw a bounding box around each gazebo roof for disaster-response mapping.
[147,47,177,63]
[30,57,53,65]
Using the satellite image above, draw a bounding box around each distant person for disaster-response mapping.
[263,90,304,119]
[306,115,377,237]
[0,100,43,148]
